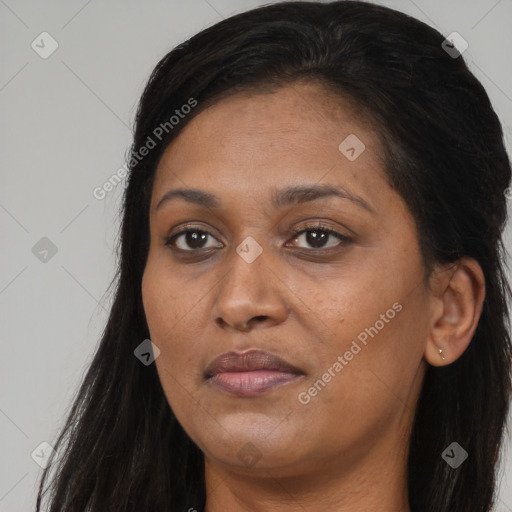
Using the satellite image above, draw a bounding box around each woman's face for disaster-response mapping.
[142,82,433,480]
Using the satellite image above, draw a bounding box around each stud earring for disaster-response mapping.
[439,348,446,361]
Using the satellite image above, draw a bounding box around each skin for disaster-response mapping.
[141,82,485,512]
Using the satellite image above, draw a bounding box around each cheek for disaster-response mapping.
[142,256,199,342]
[142,256,177,330]
[141,259,208,392]
[142,264,187,380]
[141,265,200,430]
[304,261,427,404]
[297,314,422,459]
[315,292,427,424]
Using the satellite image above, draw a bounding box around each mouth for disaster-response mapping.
[204,349,304,397]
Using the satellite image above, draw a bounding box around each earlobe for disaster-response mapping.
[424,257,486,367]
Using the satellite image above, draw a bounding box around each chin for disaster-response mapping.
[195,413,311,471]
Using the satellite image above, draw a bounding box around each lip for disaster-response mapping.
[205,349,304,397]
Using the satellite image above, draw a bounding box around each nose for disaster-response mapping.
[212,240,289,332]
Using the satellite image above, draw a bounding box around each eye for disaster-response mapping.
[287,224,352,250]
[165,223,352,253]
[165,228,223,251]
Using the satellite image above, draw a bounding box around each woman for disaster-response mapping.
[36,1,512,511]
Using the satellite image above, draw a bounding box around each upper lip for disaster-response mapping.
[204,349,303,378]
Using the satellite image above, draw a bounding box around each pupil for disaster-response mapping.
[187,231,207,248]
[307,230,327,248]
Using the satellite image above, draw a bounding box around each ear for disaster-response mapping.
[424,257,486,367]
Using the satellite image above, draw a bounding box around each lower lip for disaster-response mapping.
[208,370,301,397]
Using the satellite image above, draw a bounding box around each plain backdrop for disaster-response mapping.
[1,0,511,510]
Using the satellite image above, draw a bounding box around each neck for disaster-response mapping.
[203,431,411,512]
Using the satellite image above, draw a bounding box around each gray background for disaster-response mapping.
[1,0,511,510]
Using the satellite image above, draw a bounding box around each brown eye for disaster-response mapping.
[289,225,352,250]
[165,229,223,251]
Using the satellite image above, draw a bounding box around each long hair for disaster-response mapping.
[36,2,512,511]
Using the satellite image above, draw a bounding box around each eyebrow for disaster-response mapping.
[155,184,375,214]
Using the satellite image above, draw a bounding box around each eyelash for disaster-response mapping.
[164,223,352,252]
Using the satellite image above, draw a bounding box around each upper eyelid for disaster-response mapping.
[168,224,347,239]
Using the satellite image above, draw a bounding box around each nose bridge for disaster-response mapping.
[212,233,288,329]
[224,233,270,297]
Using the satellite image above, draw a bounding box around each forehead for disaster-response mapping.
[151,82,387,211]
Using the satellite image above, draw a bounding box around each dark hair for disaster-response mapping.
[36,1,512,511]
